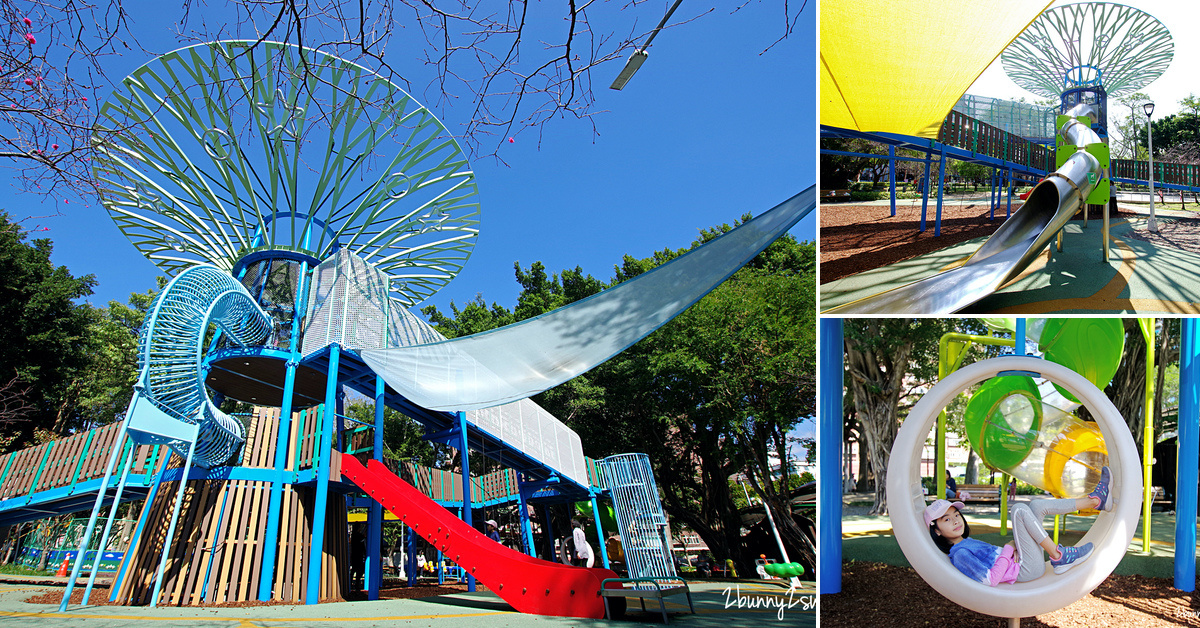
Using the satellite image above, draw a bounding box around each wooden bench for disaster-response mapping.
[956,484,1002,502]
[820,189,851,202]
[602,577,694,624]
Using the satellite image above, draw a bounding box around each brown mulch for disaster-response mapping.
[823,561,1198,628]
[1123,216,1200,256]
[819,201,1134,282]
[25,581,482,608]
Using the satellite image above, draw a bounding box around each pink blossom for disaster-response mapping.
[23,17,31,27]
[24,33,35,45]
[508,137,515,143]
[23,78,32,86]
[81,97,87,102]
[51,144,58,150]
[36,76,42,82]
[64,199,68,204]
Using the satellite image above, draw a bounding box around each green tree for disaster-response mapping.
[0,212,96,450]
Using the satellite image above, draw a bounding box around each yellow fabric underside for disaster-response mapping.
[821,0,1053,138]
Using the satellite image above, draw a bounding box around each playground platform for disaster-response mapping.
[820,212,1200,314]
[0,578,814,627]
[839,494,1192,580]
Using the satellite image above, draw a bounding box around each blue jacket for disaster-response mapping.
[947,538,1001,584]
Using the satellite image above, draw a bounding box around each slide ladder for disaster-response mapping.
[340,454,621,618]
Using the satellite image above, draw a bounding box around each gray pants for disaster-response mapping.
[1010,498,1078,582]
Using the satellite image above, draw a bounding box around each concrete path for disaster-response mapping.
[0,579,815,628]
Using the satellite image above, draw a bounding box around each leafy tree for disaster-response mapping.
[843,318,964,515]
[423,219,815,574]
[343,402,442,468]
[0,212,95,450]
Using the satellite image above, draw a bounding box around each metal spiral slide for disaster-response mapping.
[60,264,271,609]
[825,103,1107,314]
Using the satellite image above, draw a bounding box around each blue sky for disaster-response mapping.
[14,2,815,315]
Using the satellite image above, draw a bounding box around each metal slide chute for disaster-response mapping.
[826,104,1105,314]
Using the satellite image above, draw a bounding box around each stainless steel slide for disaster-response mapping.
[825,104,1105,314]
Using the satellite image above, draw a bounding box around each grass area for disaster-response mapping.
[0,563,54,576]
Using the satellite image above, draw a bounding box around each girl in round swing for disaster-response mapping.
[925,466,1113,585]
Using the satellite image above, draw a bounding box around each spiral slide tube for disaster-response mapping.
[60,265,270,611]
[888,356,1140,618]
[827,104,1105,314]
[135,265,271,467]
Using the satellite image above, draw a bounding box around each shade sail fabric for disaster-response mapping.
[361,186,815,411]
[821,0,1051,138]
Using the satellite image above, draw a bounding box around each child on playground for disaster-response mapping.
[925,466,1113,585]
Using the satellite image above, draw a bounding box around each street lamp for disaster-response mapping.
[609,0,683,90]
[1145,101,1157,232]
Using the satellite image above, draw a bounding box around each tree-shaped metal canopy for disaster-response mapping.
[93,41,480,307]
[1000,2,1173,98]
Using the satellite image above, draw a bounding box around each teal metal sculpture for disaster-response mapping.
[94,40,480,307]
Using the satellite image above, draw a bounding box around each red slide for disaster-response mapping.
[340,454,621,618]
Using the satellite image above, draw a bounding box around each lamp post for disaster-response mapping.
[1145,101,1157,232]
[609,0,683,90]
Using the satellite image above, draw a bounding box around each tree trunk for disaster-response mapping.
[965,449,979,484]
[845,320,914,515]
[1108,320,1147,451]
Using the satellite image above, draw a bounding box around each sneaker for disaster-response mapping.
[1051,542,1093,574]
[1088,466,1113,512]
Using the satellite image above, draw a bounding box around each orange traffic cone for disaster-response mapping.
[55,557,69,577]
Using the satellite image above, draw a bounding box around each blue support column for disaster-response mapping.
[306,345,340,605]
[935,147,947,237]
[819,318,843,594]
[259,259,308,601]
[406,526,418,587]
[990,169,998,219]
[457,411,476,592]
[1176,319,1199,591]
[888,145,897,217]
[366,375,385,600]
[590,493,610,569]
[543,505,555,562]
[517,475,534,557]
[1007,167,1014,218]
[920,152,932,232]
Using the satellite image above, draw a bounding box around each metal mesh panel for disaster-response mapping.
[601,453,678,585]
[953,94,1057,140]
[301,250,443,354]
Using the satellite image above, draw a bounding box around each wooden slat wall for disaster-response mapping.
[113,407,348,606]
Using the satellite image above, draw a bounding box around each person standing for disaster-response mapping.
[570,519,594,568]
[485,519,502,544]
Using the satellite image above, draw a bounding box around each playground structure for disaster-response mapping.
[820,317,1200,621]
[0,40,812,619]
[820,1,1200,314]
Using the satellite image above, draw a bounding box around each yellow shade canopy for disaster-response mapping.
[821,0,1052,138]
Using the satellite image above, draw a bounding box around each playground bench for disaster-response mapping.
[601,577,694,624]
[956,484,1001,502]
[820,189,851,202]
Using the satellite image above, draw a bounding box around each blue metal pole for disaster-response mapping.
[590,493,610,569]
[110,451,170,601]
[990,169,997,220]
[1007,167,1014,218]
[517,475,534,557]
[259,259,308,601]
[81,444,137,604]
[366,376,385,600]
[935,147,947,237]
[1176,319,1199,591]
[819,318,843,594]
[59,421,130,611]
[306,345,340,605]
[1015,319,1026,355]
[457,411,476,591]
[543,506,555,562]
[920,152,932,232]
[406,526,417,588]
[889,145,897,217]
